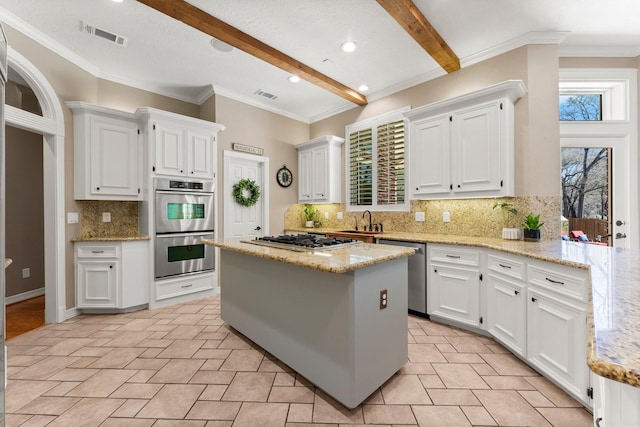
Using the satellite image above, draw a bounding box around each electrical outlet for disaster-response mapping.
[337,212,344,220]
[22,268,30,279]
[379,289,388,310]
[324,211,329,219]
[102,212,111,223]
[415,212,425,222]
[443,211,451,222]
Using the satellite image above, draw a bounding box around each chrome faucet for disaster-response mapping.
[362,210,372,232]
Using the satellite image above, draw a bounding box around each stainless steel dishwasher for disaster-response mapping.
[378,239,427,317]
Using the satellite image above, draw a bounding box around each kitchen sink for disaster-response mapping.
[337,229,379,235]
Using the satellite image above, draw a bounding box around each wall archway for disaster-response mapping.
[5,47,66,323]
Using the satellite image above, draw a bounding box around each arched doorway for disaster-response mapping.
[5,48,65,324]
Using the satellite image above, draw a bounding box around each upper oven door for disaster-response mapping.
[155,191,214,234]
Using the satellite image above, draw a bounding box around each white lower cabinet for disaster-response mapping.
[592,372,640,427]
[527,286,587,401]
[75,240,149,310]
[486,273,526,356]
[428,245,482,328]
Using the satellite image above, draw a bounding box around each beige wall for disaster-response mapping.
[206,95,309,235]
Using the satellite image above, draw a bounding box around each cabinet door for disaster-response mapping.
[429,263,481,327]
[298,149,313,202]
[186,130,214,179]
[311,146,329,201]
[410,114,451,196]
[77,260,118,308]
[154,122,186,176]
[90,116,140,197]
[451,101,502,194]
[486,273,526,356]
[527,287,587,401]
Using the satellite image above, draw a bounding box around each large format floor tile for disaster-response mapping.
[5,295,593,426]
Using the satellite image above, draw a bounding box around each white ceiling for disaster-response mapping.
[1,0,639,123]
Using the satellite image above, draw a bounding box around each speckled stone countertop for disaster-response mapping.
[203,237,415,274]
[288,228,640,389]
[71,234,150,242]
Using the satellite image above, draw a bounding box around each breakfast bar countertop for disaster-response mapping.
[203,237,415,274]
[286,228,640,389]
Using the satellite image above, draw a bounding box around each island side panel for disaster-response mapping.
[219,249,408,408]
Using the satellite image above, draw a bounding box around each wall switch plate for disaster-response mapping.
[67,212,79,224]
[443,211,451,222]
[415,212,425,222]
[324,211,329,219]
[102,212,111,223]
[379,289,388,310]
[337,212,344,220]
[22,268,30,279]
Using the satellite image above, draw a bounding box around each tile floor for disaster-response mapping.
[5,295,594,426]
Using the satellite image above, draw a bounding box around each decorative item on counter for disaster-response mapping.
[303,203,319,228]
[523,213,544,242]
[233,178,261,207]
[493,201,520,240]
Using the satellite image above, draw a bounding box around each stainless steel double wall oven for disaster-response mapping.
[154,178,215,279]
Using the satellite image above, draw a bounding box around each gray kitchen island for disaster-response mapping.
[203,237,414,408]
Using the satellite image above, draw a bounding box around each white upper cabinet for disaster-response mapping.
[296,135,344,204]
[138,107,224,180]
[67,102,142,200]
[405,80,526,200]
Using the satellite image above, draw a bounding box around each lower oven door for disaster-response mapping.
[155,232,214,279]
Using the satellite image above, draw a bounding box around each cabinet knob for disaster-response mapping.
[415,187,419,191]
[457,184,461,188]
[109,265,113,269]
[96,187,100,191]
[190,171,194,174]
[531,297,537,302]
[514,290,519,295]
[180,170,184,173]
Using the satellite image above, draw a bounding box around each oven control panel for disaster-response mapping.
[169,180,203,190]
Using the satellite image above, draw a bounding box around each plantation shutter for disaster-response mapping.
[377,119,405,205]
[349,128,373,206]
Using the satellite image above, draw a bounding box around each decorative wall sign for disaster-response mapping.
[232,142,264,156]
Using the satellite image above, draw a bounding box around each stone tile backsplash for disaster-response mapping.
[81,200,140,238]
[285,196,561,241]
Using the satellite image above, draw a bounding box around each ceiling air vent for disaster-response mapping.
[254,89,278,100]
[82,22,128,47]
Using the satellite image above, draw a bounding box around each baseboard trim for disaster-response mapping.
[5,287,45,305]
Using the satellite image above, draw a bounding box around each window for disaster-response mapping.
[559,94,602,121]
[346,107,409,211]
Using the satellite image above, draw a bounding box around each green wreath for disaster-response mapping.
[233,178,261,207]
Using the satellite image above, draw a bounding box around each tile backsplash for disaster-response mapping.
[285,196,561,241]
[80,200,140,238]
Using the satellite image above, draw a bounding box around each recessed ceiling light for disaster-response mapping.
[359,84,369,92]
[340,41,358,53]
[211,38,234,52]
[288,75,301,83]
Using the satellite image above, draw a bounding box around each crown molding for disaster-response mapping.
[559,45,640,58]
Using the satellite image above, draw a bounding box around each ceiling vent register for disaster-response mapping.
[254,89,278,100]
[82,22,128,47]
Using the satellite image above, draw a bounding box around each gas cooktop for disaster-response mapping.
[243,234,359,252]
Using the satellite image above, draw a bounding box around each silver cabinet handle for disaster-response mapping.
[91,250,104,254]
[446,254,461,259]
[181,284,193,289]
[499,263,511,269]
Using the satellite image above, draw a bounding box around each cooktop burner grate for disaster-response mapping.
[243,234,359,251]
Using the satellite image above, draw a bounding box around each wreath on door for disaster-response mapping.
[233,178,261,207]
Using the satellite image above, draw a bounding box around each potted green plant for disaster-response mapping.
[523,213,544,242]
[493,202,520,240]
[303,204,318,228]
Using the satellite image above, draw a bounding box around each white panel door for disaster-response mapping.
[154,122,185,176]
[428,263,480,327]
[486,273,526,356]
[311,146,329,201]
[224,151,269,238]
[187,130,214,179]
[410,114,451,196]
[298,149,313,201]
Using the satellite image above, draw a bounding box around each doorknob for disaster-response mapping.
[616,220,626,226]
[255,226,262,231]
[616,232,627,239]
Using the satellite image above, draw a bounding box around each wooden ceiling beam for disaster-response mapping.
[137,0,367,106]
[376,0,460,73]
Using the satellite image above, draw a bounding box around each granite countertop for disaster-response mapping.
[289,227,640,389]
[202,237,415,274]
[71,234,151,242]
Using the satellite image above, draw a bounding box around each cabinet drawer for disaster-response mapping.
[430,246,480,267]
[77,245,120,258]
[156,274,214,301]
[528,262,588,301]
[488,253,526,281]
